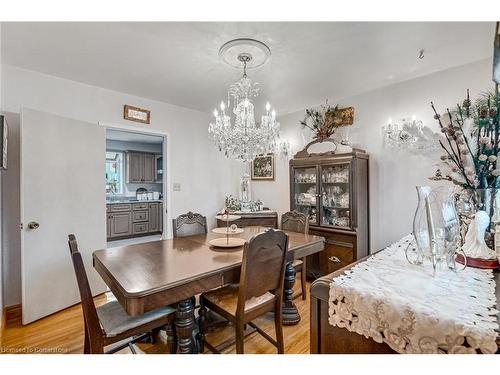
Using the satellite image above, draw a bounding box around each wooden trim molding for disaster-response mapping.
[5,304,22,325]
[0,307,6,344]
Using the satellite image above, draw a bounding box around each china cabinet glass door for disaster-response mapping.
[320,164,351,228]
[292,166,319,225]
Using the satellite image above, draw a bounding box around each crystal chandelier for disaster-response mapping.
[208,49,280,162]
[382,116,439,152]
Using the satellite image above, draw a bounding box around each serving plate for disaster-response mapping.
[212,227,244,235]
[208,237,246,248]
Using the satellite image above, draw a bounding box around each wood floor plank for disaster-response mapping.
[0,279,311,354]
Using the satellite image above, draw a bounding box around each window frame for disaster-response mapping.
[105,150,125,196]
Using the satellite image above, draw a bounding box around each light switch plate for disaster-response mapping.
[173,183,181,191]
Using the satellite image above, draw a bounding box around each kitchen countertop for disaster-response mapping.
[106,199,163,204]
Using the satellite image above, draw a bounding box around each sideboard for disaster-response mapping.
[310,258,500,354]
[216,211,278,228]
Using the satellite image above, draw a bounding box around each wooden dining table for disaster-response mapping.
[92,226,325,353]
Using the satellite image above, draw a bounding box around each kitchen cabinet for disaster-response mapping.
[159,203,163,232]
[109,211,132,238]
[142,154,156,183]
[132,210,149,222]
[290,147,369,278]
[149,203,160,232]
[107,201,163,240]
[106,210,111,238]
[155,154,163,183]
[125,151,156,183]
[133,222,149,234]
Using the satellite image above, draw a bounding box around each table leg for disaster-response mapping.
[165,319,177,354]
[175,298,197,354]
[282,261,301,325]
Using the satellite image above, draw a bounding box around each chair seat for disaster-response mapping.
[201,284,274,316]
[292,259,303,268]
[96,300,175,337]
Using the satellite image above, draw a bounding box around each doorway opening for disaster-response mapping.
[105,128,166,246]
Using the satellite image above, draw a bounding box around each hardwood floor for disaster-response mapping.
[0,279,311,354]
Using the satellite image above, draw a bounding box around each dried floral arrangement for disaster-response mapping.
[431,88,500,191]
[225,195,241,212]
[300,101,342,140]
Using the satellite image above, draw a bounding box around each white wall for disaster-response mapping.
[1,113,20,307]
[106,139,163,197]
[0,21,3,320]
[1,64,240,306]
[250,58,493,252]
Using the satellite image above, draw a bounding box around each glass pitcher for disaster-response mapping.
[409,186,462,272]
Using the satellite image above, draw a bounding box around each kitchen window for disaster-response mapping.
[106,151,124,195]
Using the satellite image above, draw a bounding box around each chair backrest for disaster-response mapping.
[67,234,103,349]
[281,210,309,234]
[172,211,207,237]
[237,229,288,314]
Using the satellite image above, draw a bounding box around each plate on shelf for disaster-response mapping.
[209,237,246,248]
[212,227,245,235]
[215,214,242,221]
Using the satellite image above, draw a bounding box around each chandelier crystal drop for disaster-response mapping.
[208,52,280,162]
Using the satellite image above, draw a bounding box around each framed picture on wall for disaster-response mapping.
[123,104,151,124]
[251,153,275,181]
[0,115,7,170]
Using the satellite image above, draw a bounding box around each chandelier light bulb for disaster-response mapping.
[271,110,276,119]
[266,102,271,112]
[213,109,218,117]
[244,98,249,108]
[220,101,226,111]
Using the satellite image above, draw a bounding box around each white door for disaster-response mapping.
[20,108,107,324]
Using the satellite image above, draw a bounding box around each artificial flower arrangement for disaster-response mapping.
[300,101,342,140]
[430,88,500,266]
[224,195,241,212]
[223,195,264,213]
[432,89,500,194]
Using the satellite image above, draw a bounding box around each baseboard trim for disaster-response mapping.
[5,304,22,325]
[0,307,6,344]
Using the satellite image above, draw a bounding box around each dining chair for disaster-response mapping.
[198,229,289,354]
[67,234,177,354]
[281,210,309,300]
[172,211,208,238]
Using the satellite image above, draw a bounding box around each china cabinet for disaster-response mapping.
[290,146,369,277]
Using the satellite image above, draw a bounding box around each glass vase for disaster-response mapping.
[410,186,461,271]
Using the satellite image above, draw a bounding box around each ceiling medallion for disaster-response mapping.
[209,38,280,162]
[218,38,271,70]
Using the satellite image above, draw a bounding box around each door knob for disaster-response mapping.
[27,221,40,230]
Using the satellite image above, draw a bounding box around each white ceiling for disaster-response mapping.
[1,22,495,115]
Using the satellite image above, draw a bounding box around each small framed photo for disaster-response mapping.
[251,153,275,181]
[0,115,7,170]
[123,105,151,124]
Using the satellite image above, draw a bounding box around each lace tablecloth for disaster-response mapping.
[328,235,499,354]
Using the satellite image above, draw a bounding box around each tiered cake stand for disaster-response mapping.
[209,214,246,248]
